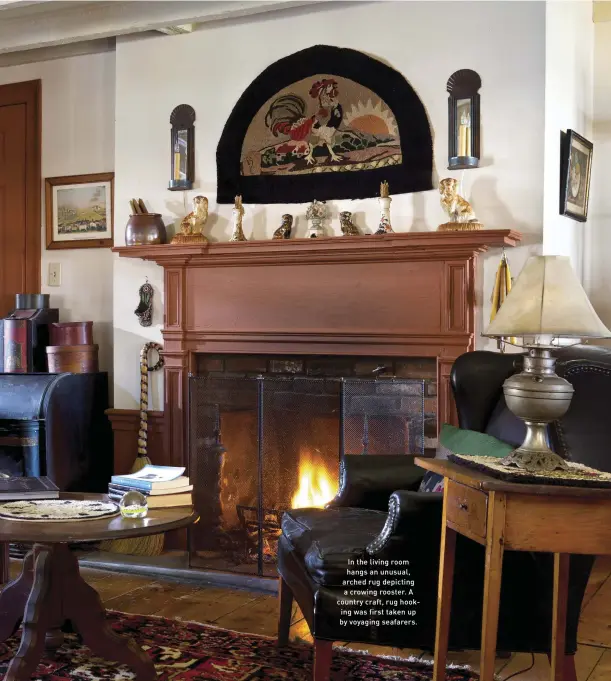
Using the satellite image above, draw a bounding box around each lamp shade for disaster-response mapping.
[484,255,611,339]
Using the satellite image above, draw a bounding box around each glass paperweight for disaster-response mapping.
[119,490,148,519]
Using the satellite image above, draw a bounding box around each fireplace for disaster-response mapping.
[188,354,429,576]
[112,230,521,554]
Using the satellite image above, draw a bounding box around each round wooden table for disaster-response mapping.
[0,494,198,681]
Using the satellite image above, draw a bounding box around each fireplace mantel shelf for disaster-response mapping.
[112,230,521,267]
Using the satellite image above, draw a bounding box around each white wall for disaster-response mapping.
[588,20,611,335]
[113,0,547,409]
[542,0,594,277]
[0,52,116,375]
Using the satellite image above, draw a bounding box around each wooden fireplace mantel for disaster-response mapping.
[113,229,521,469]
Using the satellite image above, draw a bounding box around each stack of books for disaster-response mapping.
[107,465,193,509]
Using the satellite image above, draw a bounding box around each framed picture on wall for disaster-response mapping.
[560,130,593,223]
[45,173,114,249]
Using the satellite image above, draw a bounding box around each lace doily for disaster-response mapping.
[0,499,119,522]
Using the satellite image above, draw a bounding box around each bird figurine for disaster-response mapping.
[171,195,208,244]
[273,214,293,240]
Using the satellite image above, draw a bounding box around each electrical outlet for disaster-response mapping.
[48,263,61,287]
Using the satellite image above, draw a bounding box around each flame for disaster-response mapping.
[291,450,336,509]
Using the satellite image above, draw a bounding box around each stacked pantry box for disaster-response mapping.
[46,322,99,372]
[108,465,193,508]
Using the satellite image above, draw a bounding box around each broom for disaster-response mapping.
[100,342,166,556]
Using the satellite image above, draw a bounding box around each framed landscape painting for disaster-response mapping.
[560,130,593,223]
[46,173,114,249]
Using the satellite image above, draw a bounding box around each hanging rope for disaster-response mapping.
[136,342,164,467]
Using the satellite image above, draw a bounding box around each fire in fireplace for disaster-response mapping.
[188,366,427,577]
[291,447,336,509]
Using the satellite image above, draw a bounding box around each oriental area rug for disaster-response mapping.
[0,611,479,681]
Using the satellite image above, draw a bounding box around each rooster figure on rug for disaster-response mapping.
[265,78,343,165]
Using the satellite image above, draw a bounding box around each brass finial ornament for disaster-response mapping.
[171,195,208,244]
[484,255,611,473]
[375,181,393,234]
[229,195,247,242]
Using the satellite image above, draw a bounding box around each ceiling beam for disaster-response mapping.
[0,0,320,54]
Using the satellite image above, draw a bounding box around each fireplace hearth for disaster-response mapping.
[188,370,425,577]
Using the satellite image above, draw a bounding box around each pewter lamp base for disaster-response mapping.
[500,347,573,474]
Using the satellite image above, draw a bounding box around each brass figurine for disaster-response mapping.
[273,214,293,240]
[438,178,483,231]
[172,195,209,244]
[230,195,247,242]
[339,211,359,236]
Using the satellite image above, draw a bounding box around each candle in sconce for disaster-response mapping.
[173,144,181,181]
[458,109,471,157]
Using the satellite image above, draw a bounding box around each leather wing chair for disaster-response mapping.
[277,345,611,681]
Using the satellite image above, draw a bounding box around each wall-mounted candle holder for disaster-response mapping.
[447,70,481,170]
[169,104,195,191]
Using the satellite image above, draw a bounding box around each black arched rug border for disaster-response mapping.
[216,45,433,204]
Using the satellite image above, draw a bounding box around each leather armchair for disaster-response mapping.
[277,345,611,681]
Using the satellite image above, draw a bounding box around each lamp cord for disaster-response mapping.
[501,653,535,680]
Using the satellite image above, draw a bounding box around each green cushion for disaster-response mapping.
[439,423,513,458]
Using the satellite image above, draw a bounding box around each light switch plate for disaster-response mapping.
[48,262,61,287]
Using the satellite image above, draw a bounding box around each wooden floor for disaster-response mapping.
[5,556,611,680]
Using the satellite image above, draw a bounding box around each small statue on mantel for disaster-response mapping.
[375,181,393,234]
[438,177,483,231]
[305,200,328,238]
[172,195,208,244]
[339,211,360,236]
[273,214,293,240]
[229,195,247,242]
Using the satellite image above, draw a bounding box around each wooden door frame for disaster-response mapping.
[0,80,41,295]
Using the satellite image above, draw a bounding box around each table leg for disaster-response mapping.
[433,487,457,681]
[59,544,156,681]
[0,550,35,643]
[480,492,506,681]
[5,547,62,681]
[550,553,570,681]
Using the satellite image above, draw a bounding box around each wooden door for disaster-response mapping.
[0,81,40,317]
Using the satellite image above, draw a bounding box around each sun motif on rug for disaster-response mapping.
[0,611,479,681]
[343,99,399,138]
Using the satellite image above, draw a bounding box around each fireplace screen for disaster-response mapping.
[188,376,425,576]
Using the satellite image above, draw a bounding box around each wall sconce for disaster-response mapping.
[447,70,481,170]
[169,104,195,191]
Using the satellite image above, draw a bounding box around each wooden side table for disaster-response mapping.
[0,494,198,681]
[415,457,611,681]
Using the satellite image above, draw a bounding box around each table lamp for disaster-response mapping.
[483,255,611,473]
